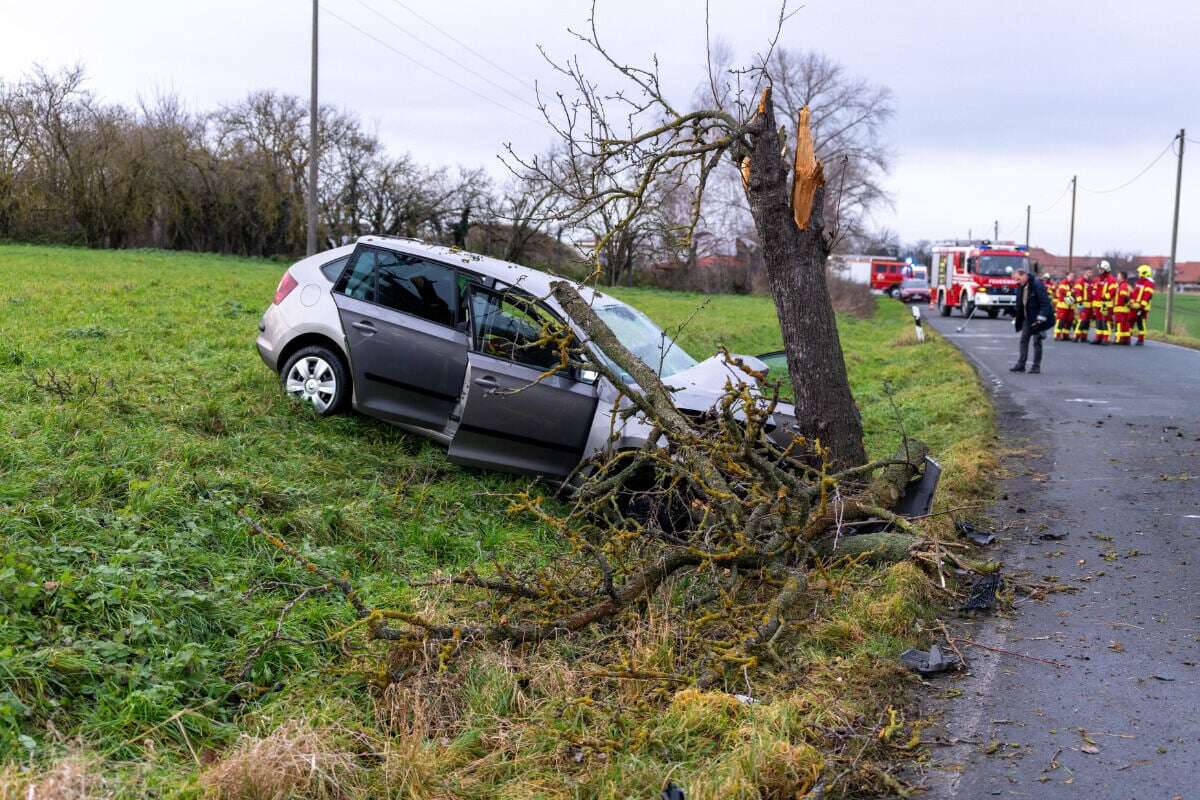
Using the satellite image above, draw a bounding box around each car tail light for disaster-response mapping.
[273,271,298,305]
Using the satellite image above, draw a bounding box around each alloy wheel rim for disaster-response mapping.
[285,356,336,413]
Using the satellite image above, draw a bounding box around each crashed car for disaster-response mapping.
[256,235,799,479]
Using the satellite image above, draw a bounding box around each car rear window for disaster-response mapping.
[320,256,349,282]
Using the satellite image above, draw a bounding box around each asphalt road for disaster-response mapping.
[918,311,1200,799]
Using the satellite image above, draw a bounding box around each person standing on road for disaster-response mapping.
[1010,267,1055,374]
[1053,272,1075,341]
[1091,261,1115,345]
[1073,268,1093,342]
[1131,264,1156,346]
[1113,270,1133,345]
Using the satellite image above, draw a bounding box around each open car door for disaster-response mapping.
[448,286,599,478]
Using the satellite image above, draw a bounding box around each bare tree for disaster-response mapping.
[514,3,867,467]
[1101,249,1140,274]
[769,49,894,244]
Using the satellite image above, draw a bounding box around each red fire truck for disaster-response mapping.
[869,258,908,296]
[930,240,1028,318]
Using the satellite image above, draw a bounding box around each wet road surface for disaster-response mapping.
[919,312,1200,799]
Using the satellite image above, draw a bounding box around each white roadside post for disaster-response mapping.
[912,305,925,343]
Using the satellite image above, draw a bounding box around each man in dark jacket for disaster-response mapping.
[1010,267,1055,374]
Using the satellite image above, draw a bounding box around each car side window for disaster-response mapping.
[320,255,350,282]
[470,288,566,373]
[376,256,458,327]
[333,248,377,300]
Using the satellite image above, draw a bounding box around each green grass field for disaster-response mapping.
[0,244,996,798]
[1148,291,1200,347]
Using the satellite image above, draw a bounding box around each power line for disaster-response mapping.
[381,0,535,91]
[321,5,544,127]
[1078,138,1176,195]
[347,0,539,112]
[1030,180,1073,215]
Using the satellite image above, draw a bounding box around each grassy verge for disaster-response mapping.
[0,244,996,798]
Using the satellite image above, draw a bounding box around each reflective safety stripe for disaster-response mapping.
[1114,306,1130,312]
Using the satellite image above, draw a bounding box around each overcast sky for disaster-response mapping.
[4,0,1197,259]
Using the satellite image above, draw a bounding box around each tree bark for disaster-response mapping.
[811,532,918,563]
[741,96,867,469]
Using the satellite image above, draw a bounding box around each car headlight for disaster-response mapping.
[976,286,988,293]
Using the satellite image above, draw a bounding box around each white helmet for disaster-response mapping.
[1098,260,1111,273]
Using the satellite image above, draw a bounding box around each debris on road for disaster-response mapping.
[956,520,997,546]
[961,573,1003,612]
[900,643,962,675]
[1038,531,1068,541]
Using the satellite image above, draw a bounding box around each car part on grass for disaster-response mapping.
[661,782,686,800]
[954,520,996,546]
[894,456,942,517]
[900,643,961,675]
[961,572,1003,612]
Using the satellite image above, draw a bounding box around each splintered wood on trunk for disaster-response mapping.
[740,89,867,469]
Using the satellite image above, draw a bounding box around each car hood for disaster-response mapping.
[663,353,771,414]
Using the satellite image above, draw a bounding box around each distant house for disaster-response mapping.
[1171,261,1200,290]
[1024,247,1103,277]
[1024,248,1197,287]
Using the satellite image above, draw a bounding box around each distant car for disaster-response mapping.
[256,236,799,480]
[898,278,931,303]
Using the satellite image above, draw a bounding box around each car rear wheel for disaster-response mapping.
[281,346,349,416]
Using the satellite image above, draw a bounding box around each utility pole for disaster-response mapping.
[1067,175,1077,272]
[1024,204,1031,248]
[1165,128,1185,334]
[306,0,319,256]
[993,219,999,241]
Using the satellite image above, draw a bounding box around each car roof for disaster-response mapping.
[354,235,611,310]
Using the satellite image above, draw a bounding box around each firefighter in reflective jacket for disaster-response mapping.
[1053,272,1075,340]
[1090,261,1115,345]
[1113,270,1133,345]
[1072,268,1093,342]
[1131,264,1156,346]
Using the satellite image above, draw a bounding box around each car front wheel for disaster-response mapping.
[281,346,349,416]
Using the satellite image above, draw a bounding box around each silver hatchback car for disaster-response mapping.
[256,236,798,479]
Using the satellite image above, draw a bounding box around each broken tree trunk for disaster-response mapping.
[740,89,868,470]
[812,532,919,564]
[804,441,929,543]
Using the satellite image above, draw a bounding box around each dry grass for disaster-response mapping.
[827,276,877,318]
[199,720,360,800]
[0,751,108,800]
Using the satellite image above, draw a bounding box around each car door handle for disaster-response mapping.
[351,320,376,334]
[473,375,498,388]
